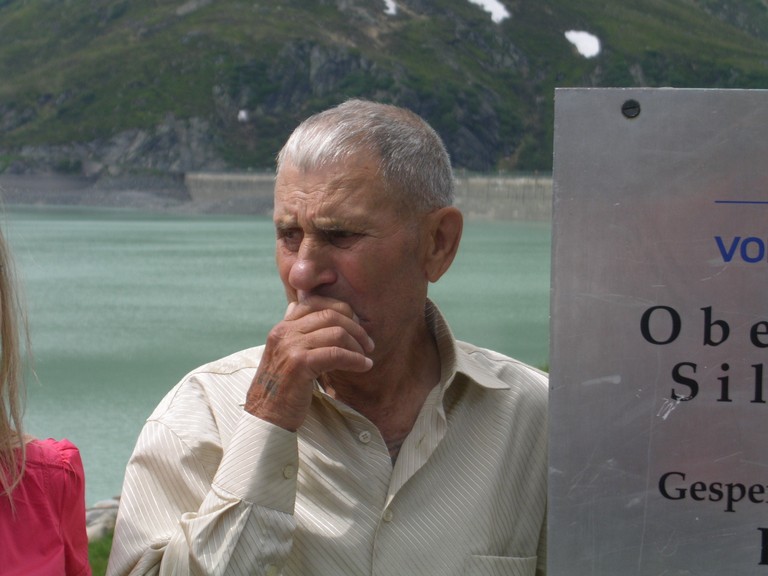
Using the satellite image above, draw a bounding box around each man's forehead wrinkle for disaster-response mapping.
[274,196,367,231]
[277,176,369,213]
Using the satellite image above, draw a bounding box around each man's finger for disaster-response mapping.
[288,295,359,322]
[283,301,297,319]
[305,346,373,375]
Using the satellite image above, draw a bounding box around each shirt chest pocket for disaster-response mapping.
[464,554,538,576]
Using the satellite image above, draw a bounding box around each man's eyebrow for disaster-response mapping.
[274,217,298,230]
[315,219,349,231]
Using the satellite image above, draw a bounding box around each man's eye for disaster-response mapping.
[324,230,361,248]
[277,228,303,251]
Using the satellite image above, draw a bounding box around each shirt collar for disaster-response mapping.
[426,299,511,392]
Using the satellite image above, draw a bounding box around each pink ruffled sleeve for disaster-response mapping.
[42,438,92,576]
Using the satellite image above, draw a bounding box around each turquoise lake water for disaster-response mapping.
[5,206,551,504]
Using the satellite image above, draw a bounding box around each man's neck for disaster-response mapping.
[322,320,442,454]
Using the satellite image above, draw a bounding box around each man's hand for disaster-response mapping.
[245,296,374,431]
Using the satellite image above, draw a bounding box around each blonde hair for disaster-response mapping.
[0,221,27,499]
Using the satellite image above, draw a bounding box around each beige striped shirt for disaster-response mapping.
[107,305,548,576]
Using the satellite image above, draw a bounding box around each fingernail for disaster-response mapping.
[284,302,297,319]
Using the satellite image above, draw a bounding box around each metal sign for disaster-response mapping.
[549,88,768,575]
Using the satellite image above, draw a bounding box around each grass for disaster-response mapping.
[89,533,113,576]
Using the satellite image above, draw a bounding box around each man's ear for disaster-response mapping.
[423,206,463,283]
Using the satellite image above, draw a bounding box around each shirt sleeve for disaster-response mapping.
[107,388,300,576]
[52,440,92,576]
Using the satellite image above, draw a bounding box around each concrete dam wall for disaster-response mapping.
[452,174,552,221]
[185,172,553,221]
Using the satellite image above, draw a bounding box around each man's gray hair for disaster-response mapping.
[276,99,454,211]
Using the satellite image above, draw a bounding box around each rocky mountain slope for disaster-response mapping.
[1,0,767,176]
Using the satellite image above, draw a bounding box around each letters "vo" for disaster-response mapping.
[715,236,767,264]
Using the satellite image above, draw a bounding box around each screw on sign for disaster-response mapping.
[622,99,641,119]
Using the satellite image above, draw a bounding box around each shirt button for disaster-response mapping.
[358,430,372,444]
[266,565,280,576]
[382,508,394,522]
[282,464,296,479]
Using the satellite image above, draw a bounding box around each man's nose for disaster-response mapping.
[287,238,337,294]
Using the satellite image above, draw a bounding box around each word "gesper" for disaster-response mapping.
[659,471,767,513]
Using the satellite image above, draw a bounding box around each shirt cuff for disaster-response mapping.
[212,411,299,514]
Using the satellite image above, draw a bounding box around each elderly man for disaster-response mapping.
[107,100,548,576]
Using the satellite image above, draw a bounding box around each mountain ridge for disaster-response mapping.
[1,0,767,176]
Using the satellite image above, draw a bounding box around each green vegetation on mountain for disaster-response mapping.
[1,0,767,174]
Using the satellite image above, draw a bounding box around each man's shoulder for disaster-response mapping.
[187,345,267,377]
[149,346,266,420]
